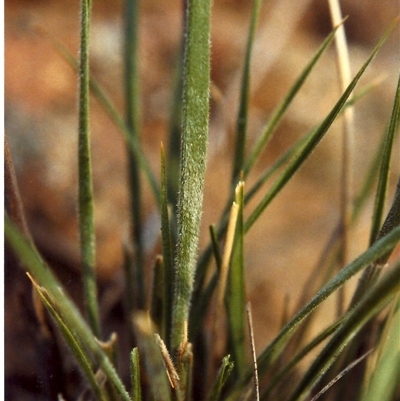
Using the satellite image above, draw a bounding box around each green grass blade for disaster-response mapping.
[5,219,132,401]
[124,0,145,309]
[232,0,263,182]
[287,260,400,401]
[225,225,400,399]
[160,145,174,344]
[208,355,235,401]
[245,130,312,204]
[171,0,212,353]
[369,72,400,245]
[261,318,344,399]
[243,23,341,177]
[361,296,400,401]
[226,182,247,377]
[245,83,374,209]
[245,26,393,233]
[375,177,400,260]
[29,276,108,401]
[351,178,400,306]
[130,348,142,401]
[77,0,100,337]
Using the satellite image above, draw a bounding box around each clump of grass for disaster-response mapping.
[5,1,400,401]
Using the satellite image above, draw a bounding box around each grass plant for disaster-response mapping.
[5,1,400,400]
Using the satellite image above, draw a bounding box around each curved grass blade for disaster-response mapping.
[243,22,342,177]
[77,0,100,337]
[245,23,395,232]
[224,225,400,400]
[287,260,400,401]
[232,0,263,183]
[5,219,132,401]
[369,72,400,245]
[28,274,108,401]
[171,0,212,353]
[261,317,344,400]
[124,0,145,309]
[245,79,379,209]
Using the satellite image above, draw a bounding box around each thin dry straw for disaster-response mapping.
[247,303,260,401]
[309,349,373,401]
[328,2,354,314]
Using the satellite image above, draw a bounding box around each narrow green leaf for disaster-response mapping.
[171,0,212,352]
[193,131,322,325]
[208,355,235,401]
[29,276,107,401]
[287,261,400,401]
[361,296,400,401]
[245,130,312,204]
[261,318,344,399]
[226,182,247,377]
[130,348,142,401]
[193,79,379,304]
[243,23,341,177]
[225,225,400,399]
[351,178,400,306]
[370,72,400,244]
[5,219,132,401]
[124,0,145,309]
[232,0,263,182]
[245,25,394,232]
[77,0,100,337]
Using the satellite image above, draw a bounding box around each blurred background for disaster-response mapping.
[5,1,399,399]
